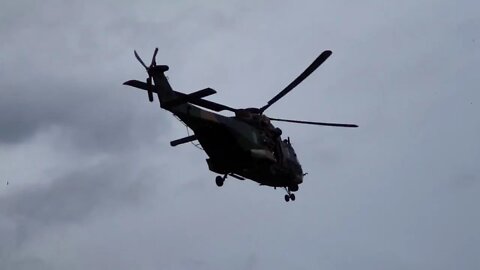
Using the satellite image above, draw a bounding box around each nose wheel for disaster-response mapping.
[284,187,296,202]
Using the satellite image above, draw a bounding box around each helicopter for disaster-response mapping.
[123,48,357,202]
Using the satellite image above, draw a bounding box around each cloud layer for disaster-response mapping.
[1,1,479,269]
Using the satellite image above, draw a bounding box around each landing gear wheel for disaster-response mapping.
[215,176,224,187]
[283,186,296,202]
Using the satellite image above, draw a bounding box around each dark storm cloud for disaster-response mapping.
[1,158,152,240]
[0,2,172,151]
[0,79,169,154]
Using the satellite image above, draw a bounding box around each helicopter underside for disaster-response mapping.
[206,157,297,188]
[179,115,300,190]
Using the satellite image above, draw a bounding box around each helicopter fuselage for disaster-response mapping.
[170,102,303,190]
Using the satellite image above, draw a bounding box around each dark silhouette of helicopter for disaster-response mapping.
[124,48,357,202]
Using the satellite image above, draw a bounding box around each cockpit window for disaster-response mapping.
[279,138,302,174]
[290,147,297,156]
[281,139,297,160]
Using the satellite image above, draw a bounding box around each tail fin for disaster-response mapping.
[149,65,176,107]
[124,48,231,112]
[123,65,175,108]
[123,49,177,108]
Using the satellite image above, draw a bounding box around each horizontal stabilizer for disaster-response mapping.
[164,88,217,108]
[170,135,197,147]
[188,88,216,99]
[124,80,237,112]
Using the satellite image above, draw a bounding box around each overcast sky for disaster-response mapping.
[1,0,479,269]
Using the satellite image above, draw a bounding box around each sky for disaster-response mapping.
[1,0,479,269]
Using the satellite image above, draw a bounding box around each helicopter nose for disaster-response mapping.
[295,174,303,184]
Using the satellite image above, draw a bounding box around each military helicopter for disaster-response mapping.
[123,48,357,202]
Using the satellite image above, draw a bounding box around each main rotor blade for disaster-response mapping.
[269,117,358,128]
[134,50,148,70]
[260,50,332,113]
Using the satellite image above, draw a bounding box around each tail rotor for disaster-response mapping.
[133,48,159,102]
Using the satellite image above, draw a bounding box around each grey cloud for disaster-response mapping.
[452,173,479,189]
[1,0,480,270]
[1,256,50,270]
[0,79,169,154]
[0,158,155,248]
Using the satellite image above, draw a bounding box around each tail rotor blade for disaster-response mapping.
[146,77,154,102]
[134,50,148,70]
[151,48,158,67]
